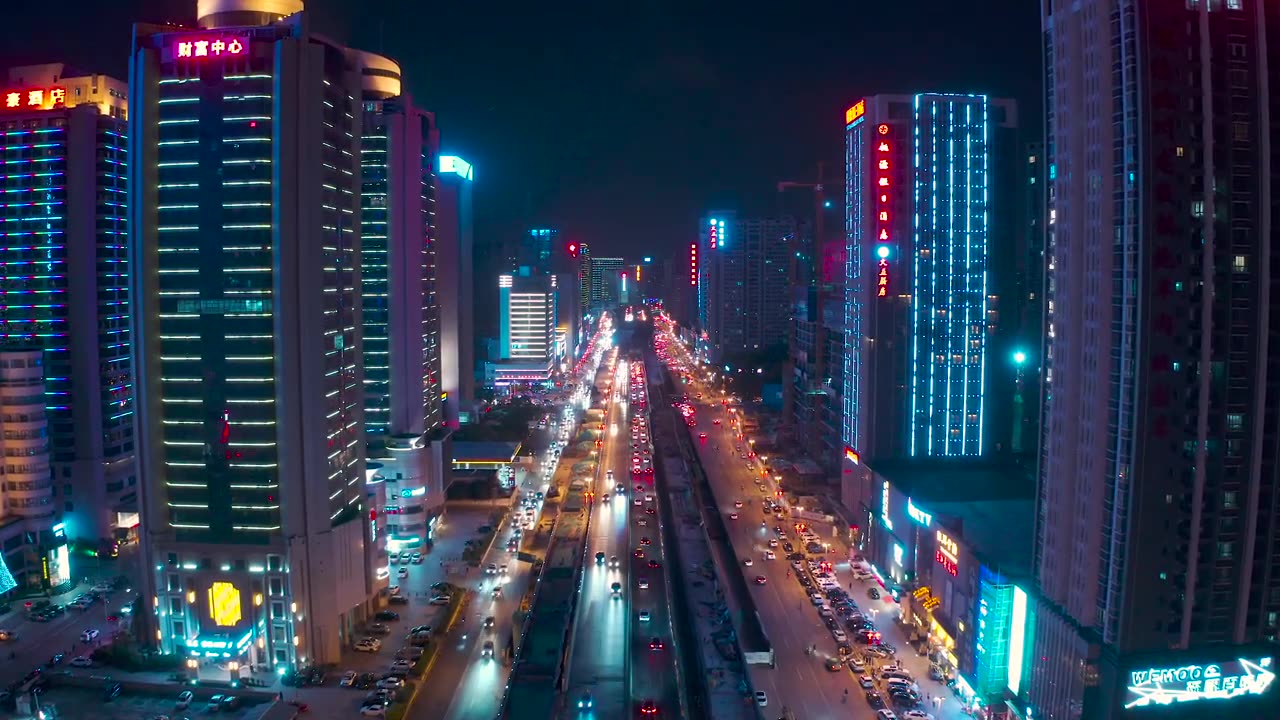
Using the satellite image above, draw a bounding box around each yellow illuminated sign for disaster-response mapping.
[208,581,242,627]
[846,99,866,125]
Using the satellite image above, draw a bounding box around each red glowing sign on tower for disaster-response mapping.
[689,243,698,286]
[2,87,66,112]
[173,34,250,61]
[876,128,893,298]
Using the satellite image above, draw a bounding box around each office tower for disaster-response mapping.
[0,65,134,552]
[489,270,557,387]
[519,228,556,274]
[1030,3,1280,718]
[589,256,624,311]
[0,348,69,591]
[1011,143,1045,454]
[699,213,797,363]
[130,0,373,667]
[574,241,591,319]
[841,94,1017,464]
[437,154,474,427]
[356,52,448,557]
[550,241,581,363]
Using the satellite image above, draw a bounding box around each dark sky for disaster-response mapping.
[0,0,1041,259]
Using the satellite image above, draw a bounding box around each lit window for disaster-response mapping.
[1233,255,1248,273]
[1176,146,1184,157]
[1227,413,1243,432]
[1191,200,1204,218]
[1227,0,1242,9]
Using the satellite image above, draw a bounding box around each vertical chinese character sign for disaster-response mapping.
[875,124,893,298]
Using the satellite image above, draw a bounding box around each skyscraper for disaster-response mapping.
[841,93,1017,463]
[130,0,373,667]
[519,228,556,274]
[589,256,624,311]
[699,213,797,363]
[437,154,474,427]
[0,64,134,553]
[356,51,448,556]
[1031,3,1280,718]
[489,270,557,387]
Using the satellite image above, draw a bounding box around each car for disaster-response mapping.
[729,512,739,520]
[754,575,767,585]
[640,536,651,545]
[850,657,867,671]
[611,582,622,597]
[596,552,606,565]
[376,677,404,690]
[481,640,495,659]
[639,610,651,622]
[429,595,451,606]
[868,587,882,599]
[375,610,399,621]
[174,690,194,710]
[609,555,620,568]
[634,548,645,558]
[411,552,423,564]
[487,563,498,574]
[80,629,100,643]
[355,638,381,652]
[640,699,659,715]
[207,695,225,711]
[69,656,93,668]
[396,567,409,578]
[638,578,650,589]
[361,705,387,717]
[648,637,665,650]
[340,671,358,687]
[876,711,899,720]
[742,557,753,566]
[767,538,778,548]
[754,690,768,707]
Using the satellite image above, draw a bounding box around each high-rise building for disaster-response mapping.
[589,256,624,311]
[574,241,591,320]
[130,0,373,667]
[0,64,135,552]
[436,154,474,427]
[841,94,1017,464]
[519,228,556,274]
[356,52,449,557]
[1030,3,1280,718]
[0,348,68,592]
[488,269,557,387]
[698,213,797,363]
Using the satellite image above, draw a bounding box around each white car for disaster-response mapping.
[754,690,768,707]
[763,550,775,560]
[396,567,408,578]
[361,705,387,717]
[176,690,194,710]
[376,677,404,690]
[80,629,100,643]
[69,656,93,667]
[354,638,381,652]
[639,610,651,622]
[339,671,358,687]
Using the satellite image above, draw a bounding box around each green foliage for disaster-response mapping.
[90,639,182,672]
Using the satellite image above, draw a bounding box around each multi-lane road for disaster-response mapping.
[563,343,681,718]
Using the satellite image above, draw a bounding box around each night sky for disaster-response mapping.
[1,0,1041,259]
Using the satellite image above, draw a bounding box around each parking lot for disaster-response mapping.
[14,684,267,720]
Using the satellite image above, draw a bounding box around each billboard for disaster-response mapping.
[1124,657,1275,709]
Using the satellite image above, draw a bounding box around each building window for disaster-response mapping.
[269,577,283,596]
[1224,491,1239,509]
[169,597,183,614]
[1218,542,1234,559]
[1227,413,1243,432]
[1233,122,1250,142]
[1191,201,1204,218]
[1227,0,1242,9]
[167,573,180,592]
[172,620,185,638]
[1233,255,1248,273]
[271,601,285,619]
[1176,146,1184,157]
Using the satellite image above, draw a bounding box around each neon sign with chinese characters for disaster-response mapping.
[846,99,866,126]
[709,218,719,249]
[3,87,66,112]
[936,530,958,576]
[174,34,249,61]
[1125,657,1275,708]
[689,243,698,286]
[875,129,893,298]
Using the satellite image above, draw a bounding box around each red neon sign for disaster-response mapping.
[3,87,66,112]
[876,132,893,299]
[173,34,249,60]
[936,549,959,576]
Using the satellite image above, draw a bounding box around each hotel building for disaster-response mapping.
[488,270,557,387]
[0,64,135,554]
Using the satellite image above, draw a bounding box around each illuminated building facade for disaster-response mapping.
[1031,2,1280,718]
[588,256,623,311]
[699,213,797,363]
[0,348,69,594]
[490,270,556,386]
[437,154,475,427]
[842,93,1017,464]
[355,52,448,559]
[0,64,135,551]
[130,0,374,668]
